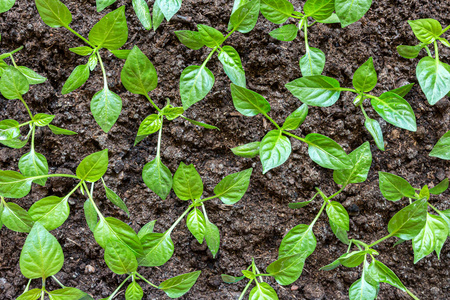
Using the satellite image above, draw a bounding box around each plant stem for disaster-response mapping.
[135,272,159,289]
[434,40,439,62]
[441,24,450,35]
[52,275,65,288]
[8,53,18,68]
[83,181,104,218]
[156,119,163,158]
[144,94,162,112]
[405,288,421,300]
[261,111,281,130]
[303,18,309,52]
[18,120,33,128]
[31,124,36,152]
[41,278,45,300]
[64,26,95,48]
[18,95,34,119]
[327,186,346,201]
[108,274,132,299]
[96,51,108,90]
[5,46,24,57]
[167,206,192,234]
[197,194,217,204]
[282,130,307,143]
[360,104,369,120]
[368,233,394,248]
[23,279,31,293]
[27,173,80,180]
[424,45,432,57]
[428,202,441,214]
[238,279,253,300]
[339,88,358,93]
[310,201,328,228]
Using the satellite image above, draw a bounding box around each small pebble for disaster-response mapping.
[291,285,299,291]
[85,265,95,273]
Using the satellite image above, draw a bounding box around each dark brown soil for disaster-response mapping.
[1,0,450,299]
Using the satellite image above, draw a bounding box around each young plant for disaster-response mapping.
[430,130,450,160]
[175,0,260,109]
[229,83,355,173]
[397,19,450,105]
[285,57,417,151]
[222,258,279,300]
[120,46,218,200]
[35,0,130,132]
[260,0,372,76]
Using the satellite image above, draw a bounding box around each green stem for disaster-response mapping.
[406,288,421,300]
[310,201,328,227]
[31,124,36,152]
[441,24,450,35]
[262,111,281,130]
[64,26,95,48]
[303,18,309,52]
[223,28,237,41]
[23,279,32,293]
[41,278,45,299]
[144,94,162,112]
[201,47,219,70]
[27,173,80,180]
[238,279,253,300]
[425,46,433,57]
[135,272,159,289]
[83,181,104,218]
[9,53,18,68]
[96,51,108,90]
[327,186,346,201]
[291,13,304,19]
[434,40,439,62]
[52,275,65,288]
[360,105,369,120]
[339,88,358,93]
[197,194,217,204]
[428,202,441,214]
[167,206,192,234]
[282,130,307,143]
[5,46,24,57]
[156,119,163,158]
[18,95,33,119]
[201,203,210,222]
[108,274,132,300]
[368,233,394,248]
[18,120,33,128]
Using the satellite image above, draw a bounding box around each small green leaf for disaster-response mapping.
[430,178,449,195]
[96,0,117,11]
[187,208,206,243]
[390,83,415,98]
[197,24,225,48]
[138,220,156,240]
[83,199,98,231]
[104,239,138,275]
[155,0,182,21]
[136,114,161,144]
[214,168,252,204]
[48,124,77,135]
[152,1,164,30]
[269,24,298,41]
[0,170,33,199]
[371,92,417,131]
[0,119,20,141]
[125,281,144,300]
[288,200,312,209]
[35,0,72,28]
[348,277,377,300]
[317,13,340,24]
[285,75,341,107]
[378,172,415,201]
[388,198,428,240]
[338,251,366,268]
[175,30,204,50]
[231,142,260,158]
[221,274,245,284]
[326,201,349,231]
[260,130,291,173]
[161,106,184,120]
[260,0,294,24]
[412,213,448,262]
[218,45,246,87]
[180,65,215,110]
[228,0,260,33]
[352,57,377,92]
[0,66,29,99]
[159,271,201,298]
[364,118,384,151]
[16,289,42,300]
[89,6,128,50]
[267,253,306,286]
[33,113,55,127]
[416,57,450,105]
[16,66,47,85]
[430,130,450,160]
[320,258,341,271]
[138,232,174,266]
[335,0,372,28]
[76,149,108,182]
[304,0,334,21]
[408,19,442,44]
[121,46,158,95]
[249,282,279,299]
[1,202,34,233]
[19,150,48,186]
[61,64,90,95]
[69,46,94,56]
[182,116,219,130]
[173,162,203,200]
[419,185,430,200]
[230,84,271,116]
[279,224,316,259]
[88,54,98,71]
[132,0,151,30]
[397,44,423,59]
[0,136,29,149]
[91,88,122,133]
[330,219,350,245]
[204,219,220,258]
[333,141,372,186]
[305,133,353,170]
[142,157,173,200]
[48,288,90,300]
[0,0,15,14]
[102,179,129,216]
[28,196,69,231]
[367,260,406,291]
[300,47,326,76]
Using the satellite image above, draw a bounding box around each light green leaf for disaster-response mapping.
[338,251,366,268]
[197,24,225,48]
[352,57,377,92]
[279,224,316,258]
[0,119,20,141]
[33,113,55,127]
[88,53,98,71]
[181,116,219,130]
[397,44,424,59]
[378,172,415,201]
[159,271,201,298]
[326,201,349,231]
[269,24,298,41]
[48,288,89,300]
[76,149,108,182]
[19,150,49,186]
[138,231,174,266]
[335,0,372,28]
[132,0,151,30]
[333,141,372,186]
[305,133,353,170]
[412,213,448,262]
[102,179,129,216]
[349,277,377,300]
[104,239,138,275]
[69,46,94,56]
[260,0,294,24]
[260,130,291,173]
[16,289,41,300]
[221,274,245,284]
[204,219,220,258]
[285,75,340,107]
[16,66,47,85]
[28,196,69,231]
[249,282,279,299]
[317,13,340,24]
[267,253,306,286]
[155,0,181,21]
[110,49,131,59]
[288,199,313,209]
[161,106,184,120]
[121,46,158,95]
[408,19,442,44]
[96,0,116,12]
[0,170,33,199]
[430,178,449,195]
[0,136,29,149]
[152,1,164,30]
[367,260,406,291]
[430,130,450,160]
[35,0,72,28]
[142,157,173,200]
[231,142,260,158]
[136,114,161,144]
[48,124,77,135]
[229,0,260,33]
[91,88,122,133]
[61,64,90,95]
[230,84,271,116]
[388,198,428,240]
[0,66,29,99]
[180,65,215,110]
[187,208,206,243]
[419,185,430,200]
[89,6,128,50]
[1,202,34,233]
[173,162,203,200]
[83,199,98,232]
[300,47,326,76]
[304,0,334,21]
[138,220,156,240]
[390,83,415,98]
[371,92,416,131]
[364,118,384,151]
[0,0,15,13]
[214,168,252,204]
[330,219,350,245]
[218,45,246,87]
[175,30,204,50]
[125,281,143,300]
[416,56,450,105]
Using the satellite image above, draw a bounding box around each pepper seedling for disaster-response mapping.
[260,0,372,76]
[120,46,218,200]
[175,0,260,109]
[285,57,417,151]
[229,83,355,173]
[35,0,130,132]
[430,129,450,160]
[397,19,450,105]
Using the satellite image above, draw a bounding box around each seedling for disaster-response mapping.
[285,57,417,151]
[397,19,450,105]
[260,0,372,76]
[430,129,450,160]
[96,0,181,31]
[175,0,260,109]
[229,83,355,173]
[35,0,130,132]
[120,46,218,200]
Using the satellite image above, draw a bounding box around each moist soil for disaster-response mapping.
[1,0,450,299]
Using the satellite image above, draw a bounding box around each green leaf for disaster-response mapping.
[91,88,122,133]
[364,118,384,151]
[61,64,90,95]
[0,66,29,99]
[305,133,353,170]
[408,19,442,44]
[412,213,448,262]
[20,222,64,279]
[285,75,341,107]
[159,271,201,298]
[300,47,326,76]
[367,260,406,291]
[142,157,173,200]
[378,172,415,201]
[16,66,47,85]
[102,179,129,217]
[33,113,55,127]
[267,253,306,286]
[269,24,298,42]
[229,0,260,33]
[104,239,138,275]
[231,142,260,158]
[89,6,128,50]
[187,208,206,243]
[197,24,225,48]
[152,1,164,30]
[179,65,215,110]
[181,116,219,130]
[121,46,158,95]
[35,0,72,28]
[241,270,256,280]
[416,57,450,105]
[96,0,116,11]
[76,149,108,182]
[161,106,184,120]
[136,114,161,144]
[138,232,174,266]
[333,141,372,186]
[388,198,428,240]
[0,170,33,198]
[155,0,181,21]
[335,0,372,28]
[0,119,20,141]
[279,224,316,258]
[320,258,341,271]
[88,53,98,71]
[173,162,203,200]
[218,45,246,87]
[304,0,334,21]
[125,281,143,300]
[214,168,252,204]
[19,150,49,186]
[204,219,220,258]
[430,130,450,160]
[288,200,312,209]
[132,0,151,30]
[397,45,423,59]
[48,124,77,135]
[83,199,98,232]
[390,83,415,98]
[326,201,349,231]
[352,57,377,92]
[430,178,449,195]
[349,277,377,300]
[221,274,245,283]
[175,30,205,50]
[338,251,366,268]
[0,136,29,149]
[16,289,41,300]
[1,202,34,232]
[28,196,69,231]
[230,84,271,116]
[260,130,291,174]
[69,46,94,56]
[419,185,430,200]
[330,219,350,245]
[48,288,89,300]
[249,282,279,299]
[0,0,15,13]
[138,220,156,240]
[371,92,417,131]
[317,12,340,24]
[260,0,294,24]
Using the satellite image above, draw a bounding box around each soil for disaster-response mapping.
[1,0,450,299]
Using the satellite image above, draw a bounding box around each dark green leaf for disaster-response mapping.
[330,219,350,245]
[390,83,415,98]
[187,208,206,243]
[288,200,313,209]
[300,47,326,76]
[142,157,173,200]
[104,239,138,274]
[76,149,108,182]
[326,201,349,231]
[221,274,245,284]
[416,57,450,105]
[159,271,201,298]
[230,84,271,116]
[35,0,72,28]
[285,75,341,107]
[320,258,341,271]
[138,220,156,240]
[61,64,90,95]
[204,219,220,258]
[1,202,34,233]
[367,260,406,291]
[89,6,128,50]
[0,170,33,198]
[91,88,122,133]
[83,199,98,232]
[430,178,449,195]
[0,66,29,99]
[352,57,377,92]
[214,168,252,204]
[28,196,69,231]
[430,130,450,160]
[218,45,246,87]
[260,130,291,173]
[121,46,158,95]
[378,172,415,201]
[371,92,416,131]
[260,0,294,24]
[338,251,366,268]
[388,198,428,240]
[138,232,174,266]
[397,45,423,59]
[102,179,129,216]
[231,142,260,158]
[335,0,372,28]
[179,65,215,110]
[229,0,260,33]
[175,30,205,50]
[333,141,372,186]
[269,24,298,41]
[48,124,77,135]
[197,24,225,48]
[181,116,219,130]
[305,133,353,170]
[364,118,384,151]
[173,162,203,200]
[267,253,306,286]
[16,66,47,85]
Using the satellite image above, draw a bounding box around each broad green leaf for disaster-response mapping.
[69,46,94,56]
[260,130,291,174]
[416,57,450,105]
[371,92,416,131]
[197,24,225,48]
[204,219,220,258]
[305,133,353,170]
[89,6,128,50]
[231,142,260,158]
[367,260,406,291]
[91,88,122,133]
[304,0,334,21]
[136,114,161,144]
[20,222,64,279]
[228,0,260,33]
[320,258,341,271]
[152,1,164,30]
[0,170,33,198]
[0,136,29,149]
[430,178,449,195]
[333,141,372,186]
[104,239,138,275]
[110,49,131,59]
[19,150,49,186]
[326,201,349,231]
[102,179,129,216]
[1,202,34,232]
[260,0,294,24]
[364,118,384,151]
[249,282,279,299]
[338,251,366,268]
[125,281,143,300]
[267,253,306,286]
[179,65,215,110]
[408,19,442,44]
[175,30,204,50]
[388,198,428,240]
[33,113,55,127]
[28,196,69,231]
[349,278,377,300]
[221,274,245,283]
[16,289,41,300]
[0,66,29,99]
[352,57,377,92]
[279,224,316,258]
[138,232,174,266]
[132,0,151,30]
[230,84,271,116]
[187,208,206,243]
[48,288,89,300]
[181,116,219,130]
[16,66,47,85]
[269,24,298,41]
[142,157,173,200]
[330,219,350,245]
[173,162,203,200]
[0,119,20,141]
[48,124,77,135]
[335,0,372,28]
[317,13,340,24]
[83,199,98,231]
[61,64,90,95]
[161,106,184,120]
[76,149,108,182]
[419,185,430,200]
[430,130,450,160]
[412,213,448,262]
[218,45,246,87]
[0,0,15,13]
[378,172,415,201]
[155,0,181,21]
[159,271,201,298]
[241,270,256,280]
[121,46,158,95]
[35,0,72,28]
[390,83,414,98]
[300,47,326,76]
[397,45,423,59]
[214,168,252,204]
[96,0,116,12]
[138,220,156,240]
[285,75,341,107]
